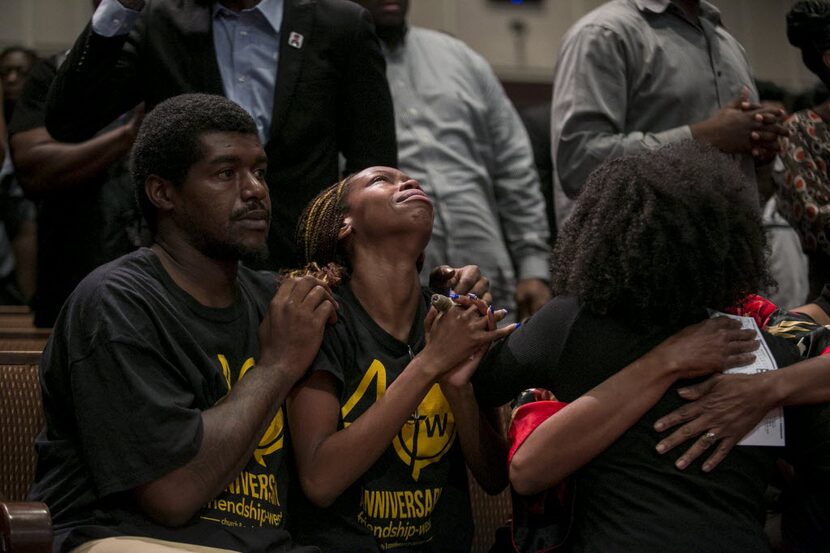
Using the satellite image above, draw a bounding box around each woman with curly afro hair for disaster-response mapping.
[473,141,830,552]
[551,139,770,331]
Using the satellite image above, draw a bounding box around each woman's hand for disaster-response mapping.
[647,317,759,380]
[428,265,493,305]
[422,294,514,382]
[439,296,509,389]
[652,372,776,472]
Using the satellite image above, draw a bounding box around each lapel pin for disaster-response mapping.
[288,31,304,49]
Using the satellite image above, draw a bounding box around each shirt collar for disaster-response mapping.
[631,0,722,25]
[213,0,284,34]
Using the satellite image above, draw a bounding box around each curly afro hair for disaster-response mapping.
[130,93,259,231]
[551,141,771,332]
[787,1,830,87]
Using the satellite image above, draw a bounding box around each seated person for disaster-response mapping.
[285,167,514,552]
[27,93,336,553]
[285,166,759,552]
[473,141,830,552]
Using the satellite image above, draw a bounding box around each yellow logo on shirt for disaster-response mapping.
[341,359,456,481]
[218,355,284,467]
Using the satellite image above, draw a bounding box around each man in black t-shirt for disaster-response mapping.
[28,93,337,553]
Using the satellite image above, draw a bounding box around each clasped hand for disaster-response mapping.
[422,294,515,388]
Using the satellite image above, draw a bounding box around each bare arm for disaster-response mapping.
[792,303,830,326]
[440,300,509,494]
[11,111,140,198]
[134,276,336,526]
[443,385,508,494]
[509,318,758,495]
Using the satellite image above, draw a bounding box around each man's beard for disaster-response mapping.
[197,229,270,263]
[183,219,270,265]
[239,243,270,266]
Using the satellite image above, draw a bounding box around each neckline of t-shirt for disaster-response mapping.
[139,247,248,324]
[340,281,426,355]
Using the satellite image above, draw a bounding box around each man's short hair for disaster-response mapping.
[130,93,260,230]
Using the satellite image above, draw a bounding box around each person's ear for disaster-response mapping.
[338,215,353,241]
[145,175,176,214]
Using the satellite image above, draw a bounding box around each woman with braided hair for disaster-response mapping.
[285,166,518,552]
[778,1,830,298]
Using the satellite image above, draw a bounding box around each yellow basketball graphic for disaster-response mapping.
[341,359,388,427]
[218,355,284,467]
[392,384,456,481]
[341,359,457,481]
[254,407,284,467]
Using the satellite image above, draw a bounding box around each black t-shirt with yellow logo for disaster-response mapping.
[29,248,315,553]
[294,283,472,552]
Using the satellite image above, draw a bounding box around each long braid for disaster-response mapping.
[281,175,354,286]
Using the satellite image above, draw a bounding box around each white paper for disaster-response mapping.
[708,311,785,447]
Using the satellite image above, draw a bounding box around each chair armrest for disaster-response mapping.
[0,502,53,553]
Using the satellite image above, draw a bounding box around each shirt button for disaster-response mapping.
[240,30,248,36]
[113,18,121,25]
[238,75,246,83]
[408,108,418,116]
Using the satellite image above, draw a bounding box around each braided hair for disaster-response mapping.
[551,141,771,333]
[284,175,355,286]
[788,1,830,87]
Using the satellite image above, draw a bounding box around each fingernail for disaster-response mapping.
[514,322,522,329]
[654,422,664,431]
[656,443,666,453]
[449,293,460,299]
[488,304,494,313]
[467,293,478,300]
[676,459,687,469]
[702,463,712,472]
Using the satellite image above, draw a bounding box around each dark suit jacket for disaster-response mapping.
[46,0,397,269]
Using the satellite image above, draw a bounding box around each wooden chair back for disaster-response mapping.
[0,351,43,502]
